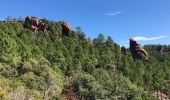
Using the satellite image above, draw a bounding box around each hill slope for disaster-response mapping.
[0,19,169,100]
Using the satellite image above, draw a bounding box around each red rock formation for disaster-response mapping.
[23,16,48,33]
[59,21,72,35]
[129,38,149,60]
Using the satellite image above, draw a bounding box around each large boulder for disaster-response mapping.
[129,38,149,60]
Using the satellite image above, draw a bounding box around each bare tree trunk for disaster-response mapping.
[157,91,159,100]
[43,78,57,100]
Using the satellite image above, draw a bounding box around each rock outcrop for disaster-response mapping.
[23,16,48,33]
[59,21,72,35]
[129,38,149,60]
[23,16,72,34]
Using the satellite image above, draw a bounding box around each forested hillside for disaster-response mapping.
[0,18,169,100]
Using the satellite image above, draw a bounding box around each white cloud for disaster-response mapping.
[133,36,168,41]
[106,11,122,16]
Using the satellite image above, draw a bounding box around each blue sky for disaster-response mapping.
[0,0,170,47]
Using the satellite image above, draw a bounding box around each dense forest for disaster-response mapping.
[0,17,170,100]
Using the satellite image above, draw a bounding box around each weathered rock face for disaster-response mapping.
[129,38,149,60]
[23,16,48,33]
